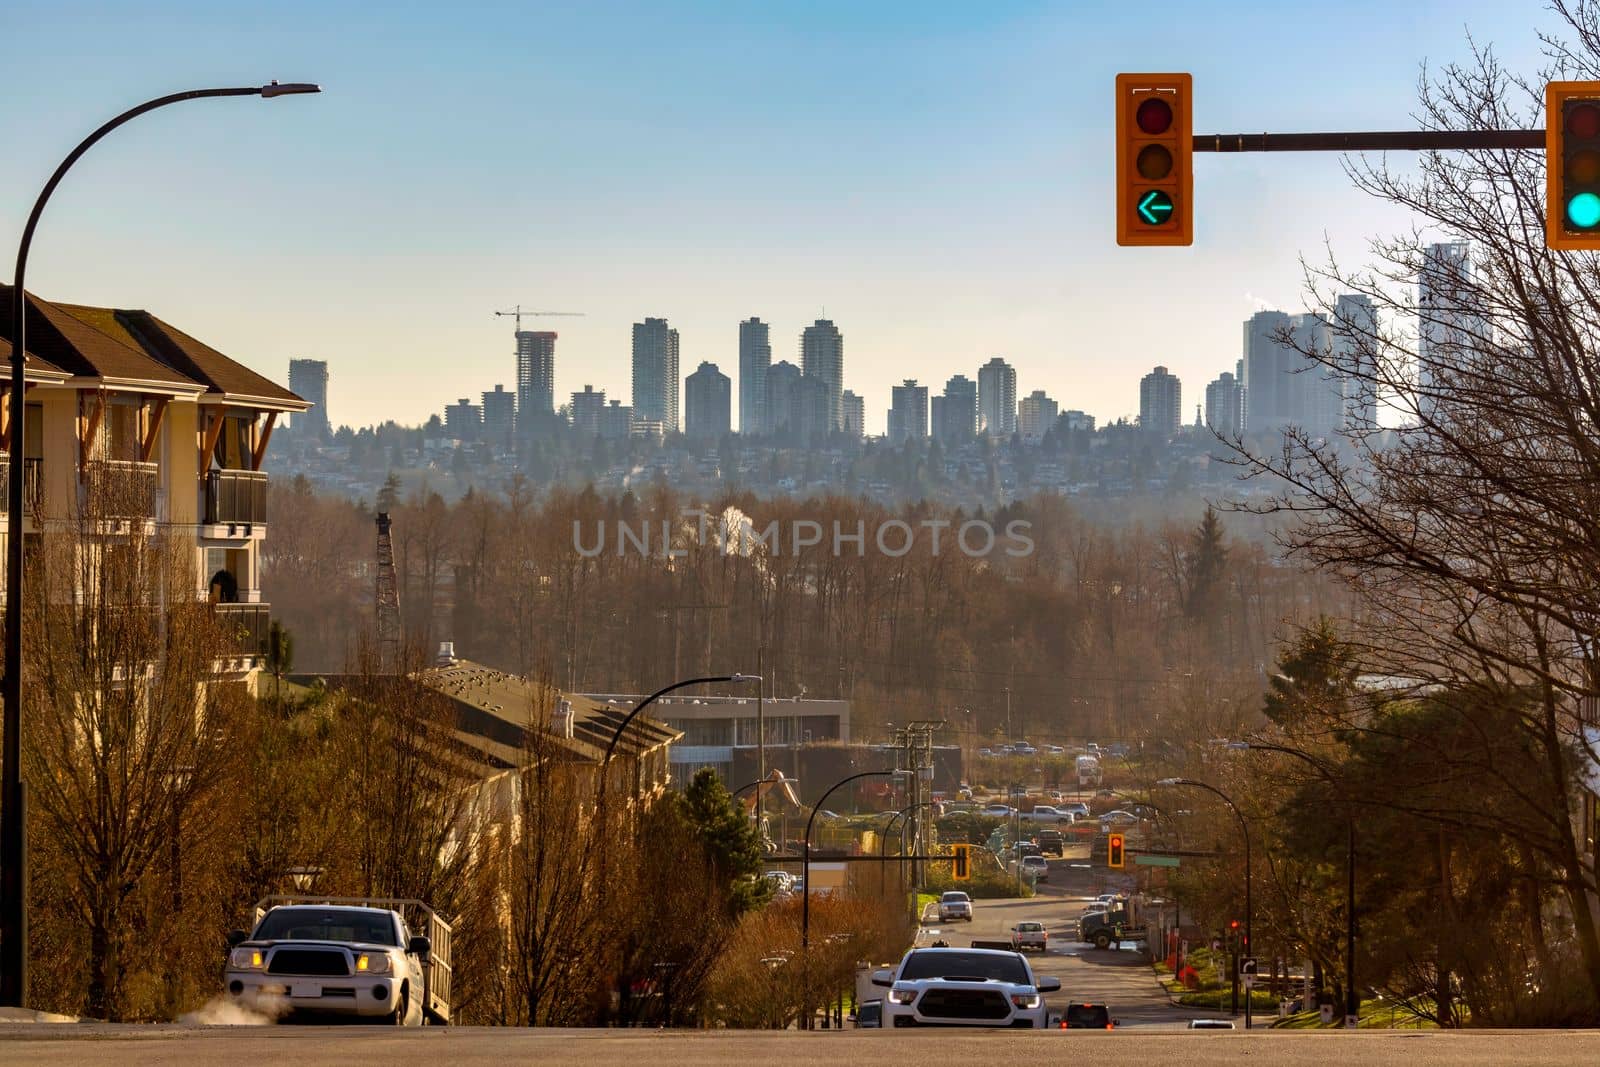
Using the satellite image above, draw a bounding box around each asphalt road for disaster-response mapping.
[918,850,1222,1030]
[3,1026,1598,1065]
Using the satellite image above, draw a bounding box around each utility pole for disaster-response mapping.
[756,645,765,828]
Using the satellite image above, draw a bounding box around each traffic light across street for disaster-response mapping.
[1107,832,1126,869]
[1547,81,1600,249]
[952,843,971,881]
[1115,72,1193,246]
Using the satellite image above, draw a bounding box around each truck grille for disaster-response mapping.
[917,988,1010,1020]
[267,949,350,976]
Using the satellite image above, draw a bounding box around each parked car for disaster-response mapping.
[1041,744,1065,755]
[1021,855,1049,882]
[938,891,973,923]
[872,947,1060,1029]
[977,747,994,758]
[1009,921,1049,953]
[1101,810,1141,826]
[1062,1002,1114,1029]
[853,999,883,1028]
[981,802,1014,817]
[1061,802,1090,818]
[1013,742,1037,756]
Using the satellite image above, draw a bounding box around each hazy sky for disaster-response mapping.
[0,1,1552,433]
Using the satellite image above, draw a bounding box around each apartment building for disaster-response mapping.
[0,286,308,676]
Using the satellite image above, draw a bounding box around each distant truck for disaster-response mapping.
[1076,755,1103,789]
[1079,896,1149,951]
[225,896,453,1024]
[1020,805,1072,825]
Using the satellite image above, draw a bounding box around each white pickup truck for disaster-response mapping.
[873,947,1061,1028]
[224,896,453,1024]
[1019,805,1072,824]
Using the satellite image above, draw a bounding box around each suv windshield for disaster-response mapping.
[900,951,1029,984]
[1017,923,1044,932]
[253,908,397,946]
[941,892,969,903]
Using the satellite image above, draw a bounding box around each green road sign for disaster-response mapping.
[1136,190,1174,224]
[1134,854,1181,868]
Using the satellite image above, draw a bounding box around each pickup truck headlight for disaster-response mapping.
[229,948,266,971]
[356,952,394,975]
[1010,993,1042,1009]
[888,988,917,1005]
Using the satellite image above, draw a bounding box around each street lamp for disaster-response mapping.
[599,673,760,795]
[0,78,320,1009]
[1155,776,1253,1029]
[1224,738,1358,1029]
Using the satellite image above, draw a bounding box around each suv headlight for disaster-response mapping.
[229,947,266,970]
[1010,993,1041,1009]
[888,988,917,1005]
[356,952,395,975]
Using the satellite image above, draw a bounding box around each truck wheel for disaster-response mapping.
[391,982,410,1025]
[1094,933,1112,950]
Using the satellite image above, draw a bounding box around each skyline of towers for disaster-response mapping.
[632,317,681,433]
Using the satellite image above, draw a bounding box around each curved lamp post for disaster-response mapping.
[1225,738,1358,1029]
[802,769,905,950]
[0,79,320,1009]
[1156,776,1252,1028]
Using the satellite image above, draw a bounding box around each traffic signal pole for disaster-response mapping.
[1191,129,1542,152]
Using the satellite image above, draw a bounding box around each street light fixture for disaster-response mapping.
[1,78,321,1010]
[1154,776,1253,1029]
[1221,737,1358,1030]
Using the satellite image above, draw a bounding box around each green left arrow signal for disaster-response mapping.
[1137,190,1174,224]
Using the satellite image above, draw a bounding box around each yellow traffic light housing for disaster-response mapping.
[952,843,971,881]
[1548,81,1600,249]
[1116,73,1193,246]
[1107,832,1126,869]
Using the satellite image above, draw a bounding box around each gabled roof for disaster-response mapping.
[0,285,199,391]
[0,286,302,407]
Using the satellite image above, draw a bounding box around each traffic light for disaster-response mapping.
[1107,832,1125,869]
[952,843,971,881]
[1547,81,1600,249]
[1115,72,1193,247]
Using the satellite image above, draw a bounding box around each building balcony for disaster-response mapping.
[214,602,270,658]
[0,457,43,515]
[85,458,159,518]
[205,468,268,526]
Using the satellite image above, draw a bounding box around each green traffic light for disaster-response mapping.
[1568,191,1600,229]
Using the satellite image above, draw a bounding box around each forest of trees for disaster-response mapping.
[263,479,1347,747]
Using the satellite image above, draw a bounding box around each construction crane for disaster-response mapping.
[495,305,585,331]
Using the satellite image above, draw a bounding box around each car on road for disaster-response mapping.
[1009,921,1049,953]
[938,890,973,922]
[853,1000,883,1028]
[1021,855,1049,882]
[1101,810,1142,826]
[1062,1002,1114,1029]
[1036,829,1064,856]
[980,802,1013,817]
[1188,1018,1236,1029]
[224,903,435,1024]
[872,947,1060,1028]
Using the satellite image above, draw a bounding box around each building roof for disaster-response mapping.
[0,286,303,407]
[419,660,680,770]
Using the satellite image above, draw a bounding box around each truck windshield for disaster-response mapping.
[253,908,397,945]
[900,951,1029,984]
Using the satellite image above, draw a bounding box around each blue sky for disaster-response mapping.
[0,0,1553,432]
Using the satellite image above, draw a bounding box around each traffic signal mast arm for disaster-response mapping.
[1191,129,1543,152]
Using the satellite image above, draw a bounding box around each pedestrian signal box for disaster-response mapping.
[952,843,971,881]
[1115,72,1193,246]
[1107,832,1126,869]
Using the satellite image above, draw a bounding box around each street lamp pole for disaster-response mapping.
[0,79,320,1009]
[1156,777,1252,1029]
[802,769,903,951]
[1226,739,1357,1027]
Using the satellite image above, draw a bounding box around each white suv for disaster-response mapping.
[873,947,1060,1028]
[938,891,973,922]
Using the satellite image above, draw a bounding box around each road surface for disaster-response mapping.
[919,849,1219,1029]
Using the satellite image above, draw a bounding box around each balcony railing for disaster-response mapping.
[205,468,268,526]
[85,458,159,518]
[215,602,270,658]
[0,457,43,515]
